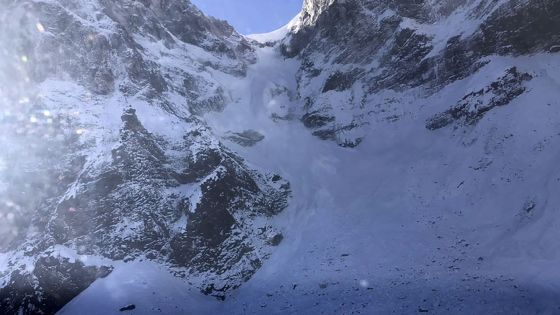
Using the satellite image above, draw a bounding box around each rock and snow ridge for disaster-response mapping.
[0,0,289,313]
[2,0,560,314]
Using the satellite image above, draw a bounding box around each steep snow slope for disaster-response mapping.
[208,52,560,314]
[246,14,301,44]
[283,0,560,146]
[209,1,560,312]
[62,47,560,315]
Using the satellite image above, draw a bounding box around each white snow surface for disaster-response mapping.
[247,13,301,44]
[58,261,216,315]
[58,43,560,314]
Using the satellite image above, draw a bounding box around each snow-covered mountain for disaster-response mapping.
[284,0,560,146]
[2,0,560,314]
[0,0,289,313]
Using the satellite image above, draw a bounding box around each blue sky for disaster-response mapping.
[191,0,303,35]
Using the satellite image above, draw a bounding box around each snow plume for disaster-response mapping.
[0,2,51,248]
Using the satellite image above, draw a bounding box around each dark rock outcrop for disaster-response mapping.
[0,256,112,315]
[426,67,533,130]
[225,130,265,147]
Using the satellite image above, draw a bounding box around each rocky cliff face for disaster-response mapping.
[0,0,288,313]
[283,0,560,146]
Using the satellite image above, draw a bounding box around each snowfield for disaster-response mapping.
[60,47,560,314]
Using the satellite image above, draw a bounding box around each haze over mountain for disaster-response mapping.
[1,0,560,314]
